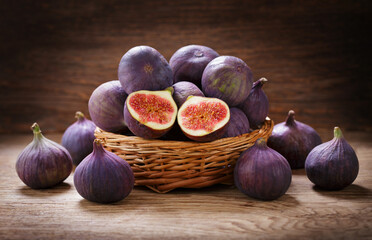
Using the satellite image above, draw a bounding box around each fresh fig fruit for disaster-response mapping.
[16,123,72,189]
[201,56,253,107]
[169,45,219,87]
[267,110,322,169]
[124,87,177,139]
[223,107,250,138]
[62,111,96,166]
[234,138,292,201]
[172,81,204,108]
[88,80,128,133]
[239,77,269,129]
[177,96,230,142]
[305,127,359,190]
[74,139,134,203]
[118,45,173,94]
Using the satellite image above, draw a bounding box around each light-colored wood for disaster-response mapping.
[0,131,371,240]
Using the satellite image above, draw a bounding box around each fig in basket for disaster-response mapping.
[118,45,173,94]
[201,56,253,107]
[124,87,178,139]
[178,96,230,142]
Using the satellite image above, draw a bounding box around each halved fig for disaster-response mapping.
[177,96,230,142]
[124,88,177,139]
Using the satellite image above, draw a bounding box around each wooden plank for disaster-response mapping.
[0,132,371,239]
[0,1,371,133]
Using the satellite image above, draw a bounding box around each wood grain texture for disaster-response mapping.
[0,1,371,133]
[0,131,371,239]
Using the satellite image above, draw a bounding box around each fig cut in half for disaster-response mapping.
[177,96,230,142]
[124,88,177,139]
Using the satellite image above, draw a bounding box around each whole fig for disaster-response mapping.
[62,111,96,166]
[223,107,250,138]
[234,138,292,200]
[267,110,322,169]
[239,77,269,129]
[16,123,72,189]
[305,127,359,190]
[74,139,135,203]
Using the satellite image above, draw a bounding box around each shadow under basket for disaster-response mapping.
[94,118,274,193]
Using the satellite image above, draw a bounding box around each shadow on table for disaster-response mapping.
[312,184,372,200]
[17,182,71,197]
[292,168,306,175]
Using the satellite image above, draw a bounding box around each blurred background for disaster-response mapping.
[0,0,371,134]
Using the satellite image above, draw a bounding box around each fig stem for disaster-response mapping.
[31,123,43,140]
[285,110,296,126]
[334,126,343,139]
[259,77,268,84]
[75,111,85,120]
[256,138,267,147]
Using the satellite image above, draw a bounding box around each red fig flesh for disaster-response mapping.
[124,88,177,139]
[177,96,230,142]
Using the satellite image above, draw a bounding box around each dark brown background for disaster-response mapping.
[1,1,371,134]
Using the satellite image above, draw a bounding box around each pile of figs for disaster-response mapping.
[15,44,359,203]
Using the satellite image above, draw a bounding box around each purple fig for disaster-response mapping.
[234,138,292,200]
[223,108,250,138]
[177,96,230,142]
[305,127,359,190]
[62,111,96,166]
[172,81,204,108]
[88,80,128,133]
[239,77,269,129]
[267,110,322,169]
[74,139,134,203]
[16,123,72,189]
[169,45,219,87]
[201,56,253,107]
[124,87,178,139]
[118,46,173,94]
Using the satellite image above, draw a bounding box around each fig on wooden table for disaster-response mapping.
[305,127,359,190]
[170,44,219,87]
[267,110,322,169]
[201,56,253,107]
[177,96,230,142]
[124,87,178,139]
[62,111,96,166]
[118,45,173,94]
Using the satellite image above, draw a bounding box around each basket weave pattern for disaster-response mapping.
[95,118,273,193]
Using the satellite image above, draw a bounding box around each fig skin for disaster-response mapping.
[201,56,253,107]
[234,138,292,201]
[88,80,128,133]
[305,127,359,190]
[124,88,177,139]
[239,77,269,129]
[170,45,219,87]
[177,96,230,142]
[74,140,134,203]
[267,110,322,169]
[172,81,204,108]
[16,123,72,189]
[62,111,96,166]
[118,45,173,94]
[223,107,250,138]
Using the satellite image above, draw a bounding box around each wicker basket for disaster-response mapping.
[94,117,274,193]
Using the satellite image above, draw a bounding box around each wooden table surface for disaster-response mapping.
[0,131,371,240]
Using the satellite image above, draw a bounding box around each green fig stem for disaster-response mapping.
[334,126,343,139]
[31,123,43,140]
[256,137,267,147]
[285,110,296,126]
[164,86,174,95]
[75,111,85,120]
